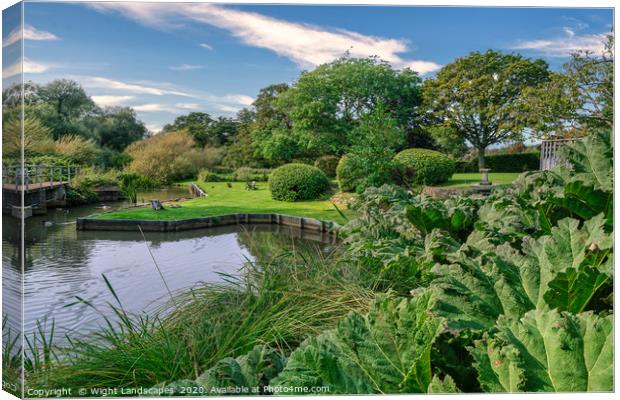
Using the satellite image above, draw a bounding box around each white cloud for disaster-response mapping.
[199,43,214,50]
[90,3,441,74]
[218,105,241,113]
[3,58,54,79]
[169,64,205,71]
[3,24,59,48]
[91,95,134,107]
[132,103,173,112]
[80,76,193,97]
[512,29,608,57]
[174,103,202,110]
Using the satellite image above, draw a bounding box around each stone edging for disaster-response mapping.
[76,213,340,235]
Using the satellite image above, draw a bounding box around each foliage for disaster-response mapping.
[268,163,330,201]
[2,115,55,158]
[519,34,613,136]
[394,148,455,185]
[195,345,286,394]
[198,169,233,182]
[81,106,147,151]
[126,131,215,184]
[336,155,361,193]
[455,152,540,173]
[344,103,406,193]
[313,155,340,177]
[233,167,271,182]
[54,135,100,165]
[426,125,468,159]
[253,57,424,161]
[423,50,550,168]
[164,112,239,147]
[272,292,449,394]
[471,308,612,392]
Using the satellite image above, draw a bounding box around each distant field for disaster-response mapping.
[440,172,521,188]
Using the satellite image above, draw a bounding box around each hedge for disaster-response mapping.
[393,148,455,185]
[268,163,330,201]
[455,152,540,173]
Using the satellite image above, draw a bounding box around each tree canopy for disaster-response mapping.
[423,50,550,168]
[252,57,426,162]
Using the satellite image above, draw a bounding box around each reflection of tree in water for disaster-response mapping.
[235,225,339,266]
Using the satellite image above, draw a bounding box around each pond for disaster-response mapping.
[2,187,338,343]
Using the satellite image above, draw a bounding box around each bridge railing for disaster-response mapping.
[2,164,80,191]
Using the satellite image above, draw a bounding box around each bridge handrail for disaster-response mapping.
[2,163,80,190]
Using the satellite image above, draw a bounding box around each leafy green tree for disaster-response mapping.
[250,83,297,163]
[253,58,423,161]
[32,79,95,139]
[223,108,273,168]
[82,106,147,151]
[163,112,238,147]
[346,103,405,192]
[423,50,550,169]
[520,34,613,136]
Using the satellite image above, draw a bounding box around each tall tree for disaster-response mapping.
[252,57,424,162]
[520,34,613,136]
[81,106,147,151]
[423,50,550,169]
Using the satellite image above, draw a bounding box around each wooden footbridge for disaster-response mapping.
[2,164,79,218]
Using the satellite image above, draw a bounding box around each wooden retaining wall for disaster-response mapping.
[76,213,339,235]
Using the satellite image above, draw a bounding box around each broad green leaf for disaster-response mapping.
[471,308,613,392]
[430,250,534,331]
[196,345,286,395]
[551,181,612,229]
[427,375,461,393]
[271,292,445,394]
[560,131,613,192]
[433,216,612,330]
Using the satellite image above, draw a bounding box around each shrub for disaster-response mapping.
[126,131,212,184]
[55,135,100,165]
[393,148,455,185]
[197,169,233,182]
[233,167,271,182]
[314,155,340,177]
[455,152,540,173]
[336,155,364,192]
[268,163,330,201]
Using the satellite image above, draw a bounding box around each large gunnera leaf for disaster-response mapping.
[196,345,286,395]
[432,216,612,330]
[470,308,613,392]
[270,292,448,394]
[559,130,613,192]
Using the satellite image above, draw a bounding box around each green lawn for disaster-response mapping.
[95,181,352,224]
[440,172,520,188]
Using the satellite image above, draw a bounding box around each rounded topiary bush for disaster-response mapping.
[336,155,363,192]
[393,148,455,185]
[314,155,340,177]
[269,163,330,201]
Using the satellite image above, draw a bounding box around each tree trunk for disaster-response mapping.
[477,146,486,170]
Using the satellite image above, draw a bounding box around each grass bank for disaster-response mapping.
[441,172,520,188]
[95,181,353,224]
[26,244,373,392]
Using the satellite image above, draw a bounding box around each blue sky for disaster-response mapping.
[3,2,613,132]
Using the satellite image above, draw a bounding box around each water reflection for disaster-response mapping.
[2,187,336,342]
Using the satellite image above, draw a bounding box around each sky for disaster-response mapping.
[2,2,614,133]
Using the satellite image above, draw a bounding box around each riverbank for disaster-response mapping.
[93,181,353,224]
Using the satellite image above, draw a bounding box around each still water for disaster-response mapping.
[2,187,336,341]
